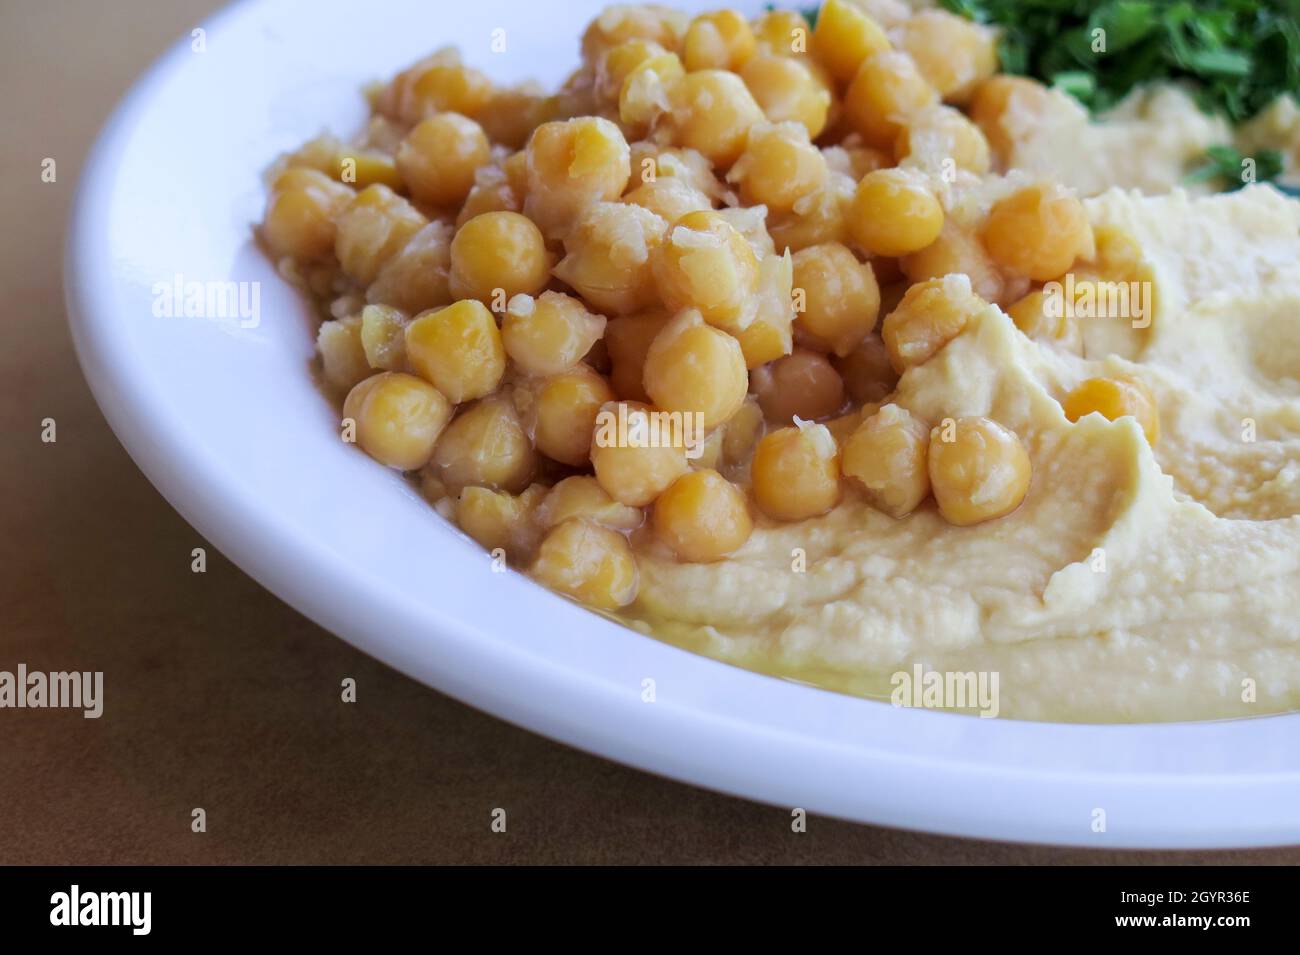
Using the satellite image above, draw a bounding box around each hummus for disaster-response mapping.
[624,185,1300,723]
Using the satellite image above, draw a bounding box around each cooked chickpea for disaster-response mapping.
[604,312,670,401]
[590,400,689,506]
[653,469,753,561]
[618,52,686,133]
[682,10,756,72]
[735,249,796,368]
[728,122,828,215]
[524,117,631,239]
[844,51,939,151]
[895,9,998,104]
[405,299,505,403]
[477,85,554,150]
[596,39,668,104]
[969,75,1053,163]
[396,113,491,208]
[455,165,521,226]
[666,70,766,168]
[531,518,639,610]
[535,475,643,531]
[448,211,551,304]
[262,169,354,262]
[455,484,545,557]
[812,0,891,84]
[982,184,1093,282]
[523,365,616,466]
[899,219,1009,304]
[881,274,989,373]
[642,310,748,430]
[366,220,454,315]
[1006,289,1082,353]
[894,104,991,175]
[833,334,898,404]
[334,184,427,285]
[751,423,841,521]
[738,53,833,138]
[928,416,1031,526]
[752,9,812,58]
[767,174,855,253]
[653,210,759,334]
[502,291,607,377]
[1062,377,1160,445]
[849,168,945,258]
[581,4,689,61]
[842,404,929,518]
[623,175,713,223]
[791,242,881,356]
[752,349,845,424]
[318,315,370,391]
[393,58,494,125]
[359,303,407,371]
[430,394,536,493]
[721,397,765,466]
[343,372,452,471]
[553,202,667,316]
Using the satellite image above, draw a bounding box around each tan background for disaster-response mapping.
[1,0,1294,865]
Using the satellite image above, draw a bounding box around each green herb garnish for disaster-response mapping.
[939,0,1300,123]
[1185,145,1300,194]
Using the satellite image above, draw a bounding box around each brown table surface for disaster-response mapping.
[3,0,1295,865]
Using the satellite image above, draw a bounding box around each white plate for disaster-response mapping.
[65,0,1300,848]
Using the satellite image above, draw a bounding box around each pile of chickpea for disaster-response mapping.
[260,2,1162,613]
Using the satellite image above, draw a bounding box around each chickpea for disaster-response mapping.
[334,184,427,285]
[812,0,891,84]
[843,51,939,151]
[721,397,766,467]
[642,310,748,430]
[618,52,686,133]
[448,211,551,304]
[553,202,667,316]
[767,173,855,253]
[590,400,689,506]
[842,404,929,518]
[343,372,452,471]
[899,219,1009,305]
[982,184,1093,282]
[630,143,723,200]
[894,104,991,176]
[653,210,759,334]
[727,122,828,216]
[502,291,607,377]
[752,9,813,58]
[1062,377,1160,445]
[751,423,841,521]
[833,140,892,180]
[665,70,765,168]
[715,206,775,258]
[262,169,353,262]
[849,168,944,258]
[396,113,491,208]
[969,75,1053,163]
[1006,289,1082,354]
[896,10,998,104]
[833,333,899,404]
[752,349,845,424]
[366,220,454,315]
[524,117,631,239]
[430,394,536,493]
[521,365,616,466]
[881,274,989,373]
[735,249,796,368]
[604,311,670,401]
[405,299,505,403]
[791,242,881,357]
[393,58,494,125]
[928,416,1031,526]
[477,84,554,150]
[318,315,370,391]
[623,175,713,223]
[359,304,407,371]
[596,39,668,104]
[531,518,639,610]
[738,53,833,139]
[653,469,753,562]
[581,4,689,61]
[682,10,756,72]
[455,484,545,558]
[535,475,643,532]
[456,165,521,226]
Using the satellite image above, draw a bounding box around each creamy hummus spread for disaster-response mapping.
[625,185,1300,723]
